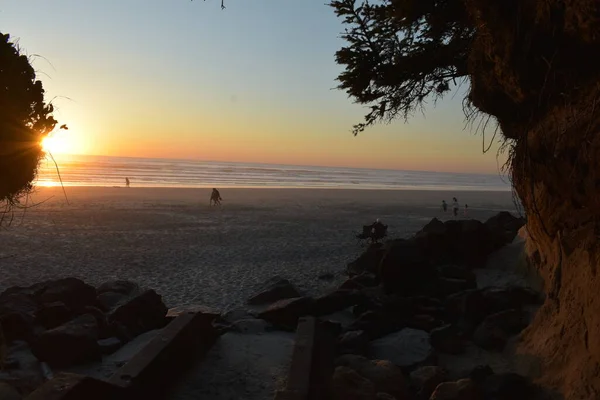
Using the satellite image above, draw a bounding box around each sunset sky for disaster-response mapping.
[1,0,507,174]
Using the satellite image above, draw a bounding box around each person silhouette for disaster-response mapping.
[442,200,448,212]
[210,188,222,206]
[452,197,459,217]
[125,177,130,188]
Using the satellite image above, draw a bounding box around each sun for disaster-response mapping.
[41,133,68,154]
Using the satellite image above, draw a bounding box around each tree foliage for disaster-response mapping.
[0,33,57,203]
[330,0,474,134]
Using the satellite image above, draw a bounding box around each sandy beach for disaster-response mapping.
[0,187,518,309]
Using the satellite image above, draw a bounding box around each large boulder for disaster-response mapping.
[347,244,387,277]
[410,366,447,400]
[338,330,370,356]
[257,297,314,330]
[314,290,367,316]
[481,373,534,400]
[0,293,38,343]
[37,278,96,311]
[332,366,377,400]
[483,212,525,248]
[369,328,434,369]
[32,314,100,367]
[108,289,168,337]
[335,354,409,399]
[472,310,526,351]
[430,324,465,354]
[34,302,72,330]
[0,382,20,400]
[379,239,437,295]
[247,276,301,305]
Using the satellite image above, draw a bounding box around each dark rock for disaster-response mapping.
[108,289,168,337]
[338,330,369,356]
[473,310,525,351]
[484,212,525,248]
[335,354,409,399]
[429,379,480,400]
[35,302,72,329]
[0,313,34,343]
[347,243,386,277]
[220,307,255,324]
[32,314,100,367]
[97,280,139,296]
[96,291,127,312]
[79,306,109,336]
[340,273,379,290]
[247,276,301,305]
[331,366,376,400]
[348,310,404,340]
[437,265,477,288]
[318,272,335,280]
[436,278,473,298]
[409,366,447,400]
[0,382,21,400]
[0,341,45,394]
[369,328,434,369]
[231,318,270,334]
[406,314,442,332]
[38,278,96,310]
[379,239,437,295]
[0,293,38,316]
[481,373,534,400]
[98,337,122,355]
[166,304,220,319]
[469,365,494,384]
[314,290,367,316]
[430,324,465,354]
[376,393,396,400]
[257,297,314,330]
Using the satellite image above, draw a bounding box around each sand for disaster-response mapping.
[0,186,517,309]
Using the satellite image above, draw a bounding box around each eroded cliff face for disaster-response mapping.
[465,0,600,398]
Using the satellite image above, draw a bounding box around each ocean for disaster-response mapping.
[36,154,512,191]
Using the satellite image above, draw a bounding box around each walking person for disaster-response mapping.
[452,197,459,218]
[464,203,469,217]
[210,188,223,206]
[441,200,448,212]
[125,177,130,188]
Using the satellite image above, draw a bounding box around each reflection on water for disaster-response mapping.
[37,154,512,191]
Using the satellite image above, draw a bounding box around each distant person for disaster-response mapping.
[210,188,222,206]
[452,197,459,217]
[442,200,448,212]
[464,204,469,217]
[125,177,130,188]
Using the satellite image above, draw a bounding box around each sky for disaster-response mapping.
[0,0,508,174]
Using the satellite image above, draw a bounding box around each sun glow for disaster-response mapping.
[41,132,70,154]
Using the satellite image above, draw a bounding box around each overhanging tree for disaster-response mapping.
[0,33,57,205]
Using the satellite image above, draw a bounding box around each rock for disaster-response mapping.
[97,280,139,296]
[34,302,72,330]
[338,330,369,356]
[0,341,45,394]
[481,373,534,400]
[231,318,270,334]
[376,394,397,400]
[220,307,255,324]
[407,314,441,332]
[0,313,34,344]
[472,310,525,351]
[369,328,434,369]
[347,244,386,277]
[436,278,472,298]
[335,355,409,399]
[340,273,380,290]
[483,212,525,248]
[166,304,220,319]
[257,297,314,330]
[429,379,480,400]
[430,324,464,354]
[379,239,437,295]
[332,366,376,400]
[314,290,366,316]
[318,272,335,280]
[468,365,494,384]
[38,278,96,310]
[0,293,38,316]
[0,382,21,400]
[410,366,447,400]
[108,289,168,337]
[437,265,477,288]
[96,291,127,312]
[98,337,122,355]
[348,310,404,340]
[32,314,100,367]
[247,276,301,305]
